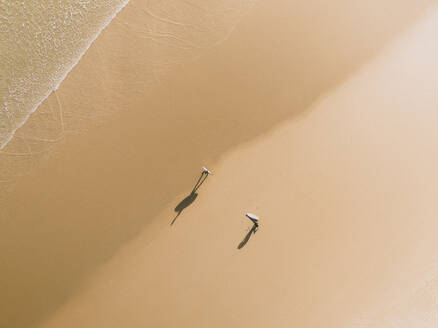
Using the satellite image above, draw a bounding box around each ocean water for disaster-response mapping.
[0,0,130,150]
[0,0,255,188]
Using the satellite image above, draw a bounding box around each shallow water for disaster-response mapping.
[0,0,255,150]
[0,0,255,189]
[0,0,130,149]
[1,1,438,328]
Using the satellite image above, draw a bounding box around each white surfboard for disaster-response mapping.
[245,213,260,221]
[202,166,213,175]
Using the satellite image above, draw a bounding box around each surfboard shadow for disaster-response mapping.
[171,171,209,225]
[237,223,258,249]
[171,192,198,225]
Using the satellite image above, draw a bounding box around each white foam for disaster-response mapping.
[0,0,132,150]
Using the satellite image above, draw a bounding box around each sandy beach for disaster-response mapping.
[2,1,438,327]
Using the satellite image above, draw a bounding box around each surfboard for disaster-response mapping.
[245,213,260,221]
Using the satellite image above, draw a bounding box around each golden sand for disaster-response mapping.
[1,1,438,327]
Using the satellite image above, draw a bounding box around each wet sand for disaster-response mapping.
[1,1,438,327]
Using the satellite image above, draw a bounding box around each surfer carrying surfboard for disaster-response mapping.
[202,166,213,176]
[245,213,260,232]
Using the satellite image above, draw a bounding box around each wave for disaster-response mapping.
[0,0,132,150]
[0,0,256,189]
[0,0,131,150]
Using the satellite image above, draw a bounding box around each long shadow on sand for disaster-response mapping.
[171,171,209,225]
[238,223,258,249]
[0,2,433,328]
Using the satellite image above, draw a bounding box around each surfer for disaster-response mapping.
[245,213,260,232]
[171,167,213,225]
[191,166,212,194]
[238,213,260,248]
[202,166,213,176]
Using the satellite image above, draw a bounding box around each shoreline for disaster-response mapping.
[0,0,131,151]
[1,1,437,327]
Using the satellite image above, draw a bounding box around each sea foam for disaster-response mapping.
[0,0,131,150]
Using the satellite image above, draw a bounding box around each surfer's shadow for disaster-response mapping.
[237,223,258,249]
[171,192,198,225]
[171,170,210,225]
